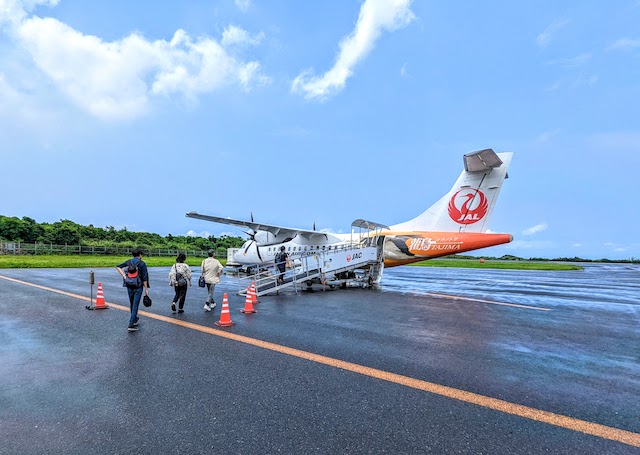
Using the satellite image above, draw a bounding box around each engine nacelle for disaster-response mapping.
[254,231,291,245]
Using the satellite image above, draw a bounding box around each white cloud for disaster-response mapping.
[604,242,627,252]
[535,129,561,143]
[522,223,548,236]
[544,80,562,92]
[547,53,592,68]
[186,230,211,238]
[292,0,415,100]
[572,73,598,88]
[234,0,251,13]
[0,0,58,26]
[0,70,64,138]
[221,25,264,47]
[607,38,640,51]
[3,2,269,121]
[536,19,570,48]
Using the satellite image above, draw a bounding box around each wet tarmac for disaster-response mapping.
[0,263,638,454]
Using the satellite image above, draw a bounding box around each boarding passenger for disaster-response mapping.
[116,248,150,332]
[201,249,223,312]
[275,245,289,285]
[169,253,191,314]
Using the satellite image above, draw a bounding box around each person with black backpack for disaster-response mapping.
[169,253,192,314]
[116,248,150,332]
[274,245,289,285]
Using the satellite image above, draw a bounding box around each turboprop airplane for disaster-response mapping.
[186,148,513,273]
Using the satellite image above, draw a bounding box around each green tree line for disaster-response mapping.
[0,215,245,252]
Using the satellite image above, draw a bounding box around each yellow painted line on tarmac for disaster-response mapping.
[426,292,551,311]
[1,275,637,448]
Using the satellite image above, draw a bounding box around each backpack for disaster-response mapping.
[124,259,143,289]
[275,252,285,264]
[174,264,187,287]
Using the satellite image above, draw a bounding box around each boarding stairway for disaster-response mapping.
[231,235,384,297]
[234,241,382,296]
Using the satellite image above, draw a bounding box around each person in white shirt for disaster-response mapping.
[201,249,223,312]
[169,253,192,314]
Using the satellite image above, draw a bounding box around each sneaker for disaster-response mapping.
[133,321,139,327]
[178,309,184,314]
[204,303,211,312]
[171,303,176,313]
[127,324,138,332]
[210,302,216,310]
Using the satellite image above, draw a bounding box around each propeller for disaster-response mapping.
[242,212,262,261]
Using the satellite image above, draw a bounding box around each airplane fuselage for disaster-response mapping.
[235,231,513,267]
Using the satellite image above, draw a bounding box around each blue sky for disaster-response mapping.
[1,0,639,260]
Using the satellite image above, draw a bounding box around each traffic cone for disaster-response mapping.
[240,292,256,314]
[94,282,108,309]
[215,293,236,327]
[250,281,259,305]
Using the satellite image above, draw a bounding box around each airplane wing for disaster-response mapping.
[186,211,329,240]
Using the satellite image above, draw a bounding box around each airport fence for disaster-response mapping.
[0,242,226,258]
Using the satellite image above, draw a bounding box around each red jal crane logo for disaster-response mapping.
[448,189,488,224]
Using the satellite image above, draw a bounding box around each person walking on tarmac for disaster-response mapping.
[169,253,192,314]
[116,248,150,332]
[201,249,223,312]
[275,245,289,285]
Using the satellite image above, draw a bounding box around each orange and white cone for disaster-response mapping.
[215,293,236,327]
[250,281,259,305]
[94,282,108,309]
[240,292,256,314]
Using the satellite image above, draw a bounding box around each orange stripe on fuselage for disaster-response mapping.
[383,231,513,268]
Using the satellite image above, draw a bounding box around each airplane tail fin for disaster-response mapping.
[390,149,512,233]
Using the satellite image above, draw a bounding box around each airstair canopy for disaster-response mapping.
[351,219,390,231]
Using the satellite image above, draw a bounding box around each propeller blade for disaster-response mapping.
[243,239,263,262]
[244,240,254,254]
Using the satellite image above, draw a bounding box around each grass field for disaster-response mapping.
[0,255,583,271]
[0,255,218,269]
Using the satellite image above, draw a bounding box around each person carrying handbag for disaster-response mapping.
[201,249,223,312]
[169,253,192,314]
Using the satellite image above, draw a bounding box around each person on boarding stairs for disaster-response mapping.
[116,248,150,332]
[169,253,192,314]
[275,245,289,285]
[201,249,223,312]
